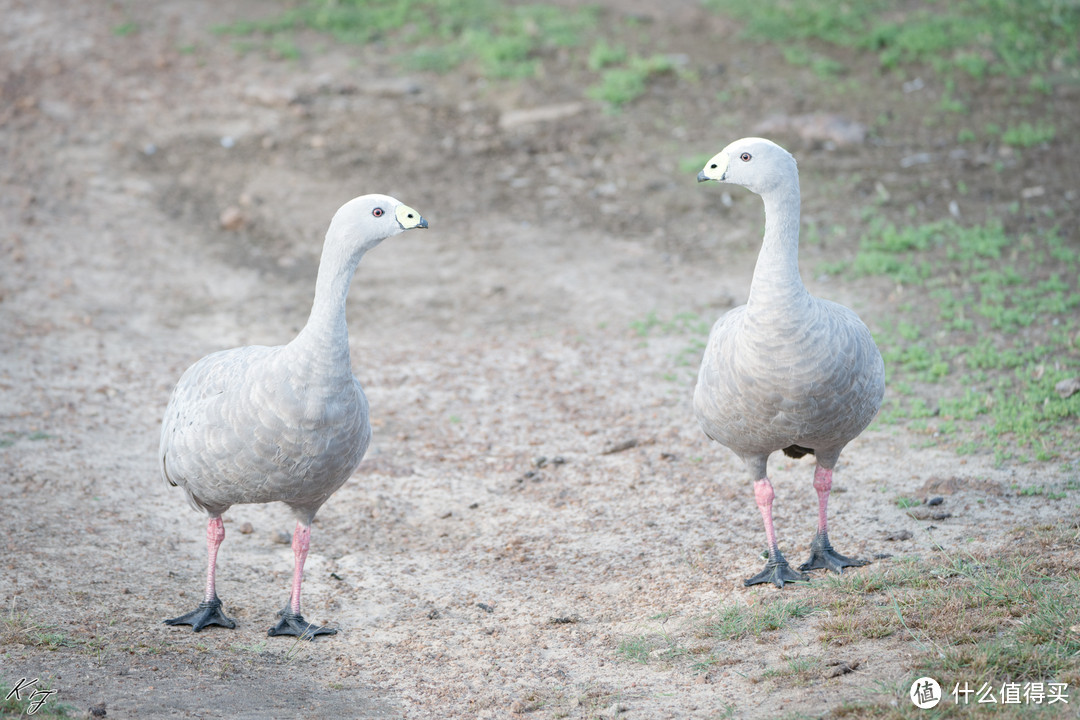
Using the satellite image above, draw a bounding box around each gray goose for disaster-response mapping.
[161,194,428,637]
[695,138,884,587]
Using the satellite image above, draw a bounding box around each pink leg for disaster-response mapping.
[203,516,226,602]
[753,478,780,553]
[164,515,236,630]
[745,477,808,587]
[799,465,868,574]
[813,466,832,536]
[268,521,337,638]
[289,521,310,616]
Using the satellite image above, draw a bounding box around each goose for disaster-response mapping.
[161,194,428,637]
[695,138,884,588]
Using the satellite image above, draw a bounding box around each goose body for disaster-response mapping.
[161,342,370,520]
[695,138,884,587]
[161,194,428,636]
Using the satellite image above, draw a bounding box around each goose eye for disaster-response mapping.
[710,163,718,169]
[372,208,384,217]
[739,152,752,162]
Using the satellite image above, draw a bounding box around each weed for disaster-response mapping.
[587,39,626,71]
[112,22,138,37]
[216,0,601,80]
[706,599,814,640]
[587,54,674,109]
[616,635,653,664]
[708,0,1080,90]
[849,219,1078,461]
[1000,120,1056,147]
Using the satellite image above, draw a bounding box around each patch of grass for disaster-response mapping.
[617,601,817,672]
[759,655,824,686]
[112,21,138,37]
[810,548,1080,715]
[630,311,710,339]
[707,0,1080,89]
[616,627,690,666]
[840,219,1080,462]
[1000,120,1056,147]
[587,54,674,110]
[706,598,815,640]
[215,0,601,80]
[616,545,1079,716]
[782,46,846,78]
[587,39,627,71]
[0,679,72,718]
[0,430,53,447]
[616,635,653,664]
[630,311,712,381]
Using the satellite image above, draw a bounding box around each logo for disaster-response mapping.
[911,677,942,709]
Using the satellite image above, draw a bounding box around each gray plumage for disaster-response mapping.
[160,335,371,524]
[160,193,428,636]
[695,138,883,587]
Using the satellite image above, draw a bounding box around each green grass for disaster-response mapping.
[0,679,71,718]
[587,39,627,71]
[586,54,674,109]
[706,599,815,639]
[815,547,1080,715]
[822,218,1079,463]
[610,542,1079,716]
[215,0,679,109]
[1000,120,1057,148]
[111,21,138,36]
[215,0,600,78]
[630,311,710,339]
[707,0,1080,90]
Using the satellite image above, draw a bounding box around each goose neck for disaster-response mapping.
[747,181,807,307]
[293,242,363,367]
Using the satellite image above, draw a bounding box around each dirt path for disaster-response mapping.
[1,2,1074,718]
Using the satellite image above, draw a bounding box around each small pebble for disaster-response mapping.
[274,530,291,545]
[220,136,235,148]
[926,496,944,506]
[238,522,254,534]
[219,206,245,231]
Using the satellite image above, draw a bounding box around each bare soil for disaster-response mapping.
[1,1,1076,718]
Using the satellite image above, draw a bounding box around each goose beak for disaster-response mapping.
[698,151,730,183]
[395,204,428,230]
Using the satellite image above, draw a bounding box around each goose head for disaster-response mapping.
[697,137,798,196]
[325,193,428,257]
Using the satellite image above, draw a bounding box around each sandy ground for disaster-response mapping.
[1,1,1076,718]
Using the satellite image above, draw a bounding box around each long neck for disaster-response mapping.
[747,176,807,310]
[290,239,364,372]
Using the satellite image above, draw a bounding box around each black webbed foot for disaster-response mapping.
[744,549,810,588]
[799,531,869,574]
[164,597,236,632]
[268,610,337,640]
